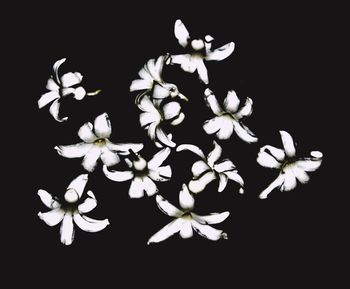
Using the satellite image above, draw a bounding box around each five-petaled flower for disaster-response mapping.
[177,141,244,194]
[147,184,229,244]
[103,147,172,198]
[203,88,258,143]
[37,174,110,245]
[55,113,143,172]
[257,130,323,199]
[171,19,235,84]
[37,58,100,122]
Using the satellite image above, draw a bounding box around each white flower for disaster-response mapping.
[137,94,184,148]
[203,88,258,143]
[257,130,323,199]
[171,19,235,84]
[55,113,143,172]
[103,147,172,198]
[37,58,100,122]
[147,184,229,244]
[130,55,187,101]
[37,174,109,246]
[177,141,244,194]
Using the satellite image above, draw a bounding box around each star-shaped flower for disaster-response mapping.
[147,184,229,244]
[203,88,258,143]
[257,130,323,199]
[103,147,172,198]
[170,19,235,84]
[37,174,109,245]
[177,141,244,194]
[55,113,143,172]
[38,58,100,122]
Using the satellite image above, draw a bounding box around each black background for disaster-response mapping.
[7,2,344,286]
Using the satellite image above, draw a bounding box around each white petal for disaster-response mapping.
[78,122,97,143]
[60,213,75,245]
[204,88,223,115]
[213,160,235,173]
[207,141,222,167]
[189,171,216,194]
[46,78,60,91]
[38,91,60,109]
[130,79,152,92]
[162,102,181,120]
[66,174,89,199]
[280,131,296,157]
[103,165,134,182]
[49,99,68,122]
[129,177,144,198]
[170,112,185,126]
[106,142,144,155]
[192,212,230,225]
[140,111,160,128]
[179,184,194,210]
[38,208,64,226]
[73,87,86,100]
[147,122,157,141]
[280,169,297,191]
[232,120,258,143]
[218,173,228,192]
[171,54,197,73]
[147,218,185,245]
[82,146,102,172]
[156,195,183,217]
[296,152,323,172]
[137,94,158,112]
[61,87,75,97]
[260,145,285,162]
[142,177,158,196]
[224,170,244,187]
[216,117,235,140]
[101,147,120,167]
[156,127,176,147]
[235,98,253,119]
[37,189,60,209]
[148,147,171,169]
[191,160,210,178]
[94,113,112,138]
[149,165,172,182]
[53,58,66,83]
[196,59,209,84]
[191,221,227,241]
[73,213,109,232]
[176,144,206,159]
[174,19,190,47]
[223,90,240,113]
[146,57,163,81]
[179,221,193,239]
[292,167,310,184]
[55,143,92,158]
[152,83,171,99]
[310,151,323,158]
[259,175,284,199]
[78,191,97,213]
[205,42,235,61]
[257,148,281,169]
[60,72,82,88]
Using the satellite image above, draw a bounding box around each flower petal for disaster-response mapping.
[78,122,97,143]
[196,59,209,84]
[38,91,60,109]
[162,102,181,120]
[101,147,120,167]
[46,78,60,91]
[207,141,222,167]
[137,94,158,112]
[78,191,97,213]
[292,167,310,184]
[72,87,86,100]
[156,195,183,217]
[38,208,64,226]
[82,146,102,172]
[259,175,284,199]
[49,99,68,122]
[128,177,144,198]
[174,19,190,48]
[73,213,109,232]
[260,145,285,162]
[235,98,253,119]
[189,171,216,193]
[171,54,197,73]
[55,143,92,158]
[60,213,75,245]
[53,58,66,83]
[204,88,223,115]
[176,144,206,159]
[149,165,172,182]
[280,169,297,191]
[94,113,111,138]
[179,184,194,210]
[170,112,185,126]
[148,147,171,169]
[130,79,152,92]
[180,221,193,239]
[224,170,244,187]
[156,127,176,147]
[218,173,228,192]
[280,130,296,158]
[191,221,228,241]
[66,174,89,199]
[223,90,240,113]
[213,159,236,173]
[152,83,171,99]
[139,111,160,128]
[103,166,134,182]
[205,42,235,61]
[257,148,281,169]
[203,116,222,135]
[37,189,60,209]
[147,218,185,245]
[296,152,323,172]
[232,120,258,143]
[216,117,235,140]
[142,177,158,196]
[60,72,83,88]
[191,160,210,178]
[192,212,230,225]
[106,142,144,155]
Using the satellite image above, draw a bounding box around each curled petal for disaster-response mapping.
[259,175,284,199]
[207,141,222,167]
[55,143,92,158]
[101,147,120,167]
[218,173,228,192]
[37,189,60,209]
[257,148,282,169]
[128,177,144,198]
[106,142,144,155]
[205,42,235,61]
[192,212,230,225]
[170,112,185,126]
[148,147,171,169]
[174,19,190,47]
[60,72,83,88]
[53,58,66,83]
[78,122,97,143]
[38,208,64,226]
[147,218,185,245]
[223,90,240,113]
[49,99,68,122]
[137,94,158,113]
[213,159,236,173]
[191,221,228,241]
[280,130,296,158]
[189,171,216,194]
[66,174,89,199]
[156,127,176,147]
[176,144,206,159]
[224,170,244,187]
[179,184,194,210]
[180,221,193,239]
[260,145,285,162]
[94,113,111,138]
[152,83,171,99]
[149,165,172,182]
[38,91,60,109]
[232,120,258,143]
[140,111,160,128]
[204,88,223,115]
[296,154,322,172]
[73,213,109,233]
[103,166,134,182]
[156,195,183,217]
[130,79,152,92]
[191,160,210,178]
[78,191,97,213]
[162,102,181,120]
[60,213,75,245]
[82,146,102,172]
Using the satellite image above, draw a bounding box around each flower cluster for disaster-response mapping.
[37,19,323,245]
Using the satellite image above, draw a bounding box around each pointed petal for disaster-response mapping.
[38,91,60,109]
[214,159,236,173]
[218,173,228,192]
[38,208,64,226]
[60,72,82,88]
[235,98,253,119]
[78,191,97,213]
[191,160,210,178]
[53,58,66,83]
[176,144,206,159]
[49,99,68,122]
[280,169,297,191]
[148,147,171,169]
[73,213,109,232]
[204,88,223,115]
[60,213,75,245]
[257,147,281,169]
[130,79,152,92]
[55,143,92,158]
[259,175,284,199]
[143,177,158,196]
[260,145,285,162]
[156,195,183,217]
[162,102,181,120]
[37,189,60,209]
[189,171,216,193]
[180,221,193,239]
[82,146,101,172]
[179,184,194,210]
[149,165,172,182]
[78,122,97,143]
[66,174,89,199]
[196,59,209,84]
[101,147,120,167]
[46,78,60,91]
[174,19,190,47]
[223,90,240,113]
[94,113,111,138]
[192,212,230,225]
[224,170,244,187]
[292,167,310,184]
[106,142,144,155]
[191,221,228,241]
[207,141,222,167]
[147,218,185,244]
[232,120,258,143]
[280,131,296,157]
[103,165,134,182]
[156,127,176,147]
[205,42,235,61]
[129,177,144,198]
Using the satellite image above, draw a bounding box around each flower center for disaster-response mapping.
[94,138,106,147]
[64,189,79,203]
[181,211,193,220]
[281,159,296,170]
